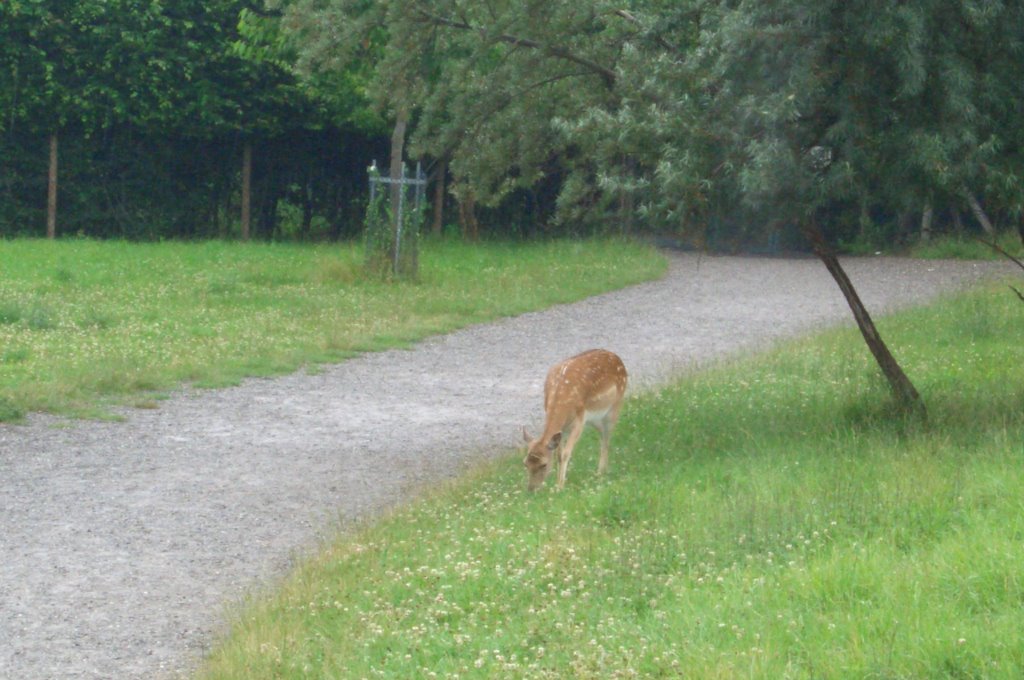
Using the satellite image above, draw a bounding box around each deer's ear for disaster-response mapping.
[548,432,562,449]
[522,426,533,444]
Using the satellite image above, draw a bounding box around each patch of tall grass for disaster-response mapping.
[199,284,1024,679]
[0,238,665,421]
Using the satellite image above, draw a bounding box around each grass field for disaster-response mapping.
[198,283,1024,679]
[0,238,666,421]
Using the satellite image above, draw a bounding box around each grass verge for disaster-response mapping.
[0,237,665,421]
[198,284,1024,679]
[909,230,1023,261]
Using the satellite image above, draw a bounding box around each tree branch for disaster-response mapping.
[975,236,1024,302]
[412,8,617,88]
[975,236,1024,272]
[611,9,681,55]
[241,2,283,19]
[426,68,589,181]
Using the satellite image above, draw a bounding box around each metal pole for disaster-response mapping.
[414,161,423,212]
[394,163,406,275]
[368,160,377,204]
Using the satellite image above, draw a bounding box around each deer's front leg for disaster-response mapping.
[556,417,586,491]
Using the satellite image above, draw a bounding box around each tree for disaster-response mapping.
[0,0,385,240]
[692,0,1024,411]
[0,0,101,237]
[282,0,1024,411]
[690,2,931,411]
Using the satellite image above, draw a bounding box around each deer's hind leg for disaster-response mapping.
[595,400,624,476]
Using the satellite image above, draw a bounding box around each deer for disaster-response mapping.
[522,349,628,491]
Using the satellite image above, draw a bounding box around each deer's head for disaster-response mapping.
[522,428,561,492]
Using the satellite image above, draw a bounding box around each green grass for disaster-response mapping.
[198,284,1024,679]
[0,237,666,421]
[910,230,1023,261]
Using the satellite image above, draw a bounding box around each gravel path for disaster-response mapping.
[0,253,1015,679]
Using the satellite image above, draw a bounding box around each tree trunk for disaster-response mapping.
[301,176,314,240]
[432,159,446,237]
[920,202,933,242]
[260,191,281,240]
[965,191,995,236]
[951,208,965,237]
[897,211,913,241]
[212,182,225,239]
[47,132,58,239]
[804,222,925,416]
[857,198,871,243]
[327,184,344,240]
[241,141,252,241]
[457,188,479,241]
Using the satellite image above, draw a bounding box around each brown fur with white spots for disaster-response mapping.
[522,349,628,491]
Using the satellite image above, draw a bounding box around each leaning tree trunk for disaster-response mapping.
[965,190,995,236]
[804,222,925,416]
[47,132,58,239]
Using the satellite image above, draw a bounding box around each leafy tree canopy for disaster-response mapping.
[0,0,380,138]
[281,0,1024,236]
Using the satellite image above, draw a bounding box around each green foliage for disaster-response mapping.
[0,0,385,239]
[362,172,392,277]
[362,164,424,280]
[282,0,1024,247]
[364,165,395,278]
[198,286,1024,679]
[0,395,23,422]
[283,0,656,228]
[0,238,664,420]
[4,1,1022,244]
